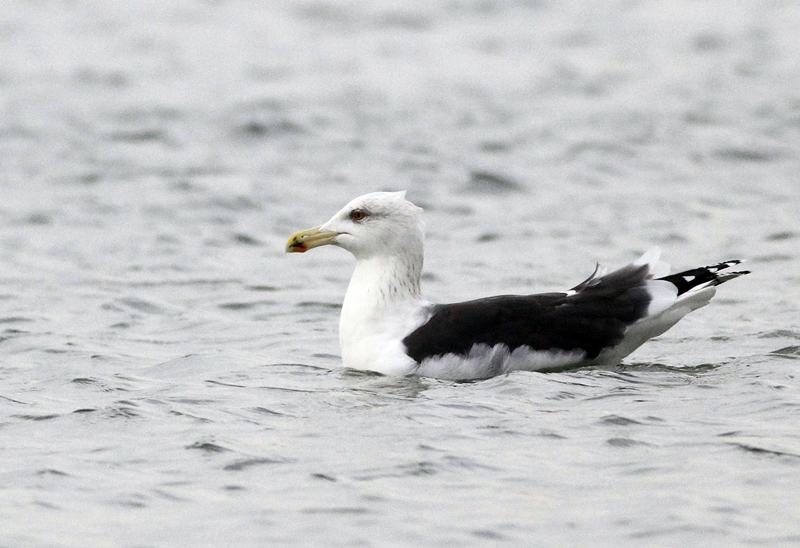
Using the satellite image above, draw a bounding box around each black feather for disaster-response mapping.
[403,264,652,363]
[659,260,749,295]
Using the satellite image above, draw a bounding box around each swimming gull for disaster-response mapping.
[286,191,749,380]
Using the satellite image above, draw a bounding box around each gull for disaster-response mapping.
[286,191,749,380]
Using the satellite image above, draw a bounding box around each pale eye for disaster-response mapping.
[349,209,368,222]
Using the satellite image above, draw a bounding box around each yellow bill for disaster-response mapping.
[286,226,338,253]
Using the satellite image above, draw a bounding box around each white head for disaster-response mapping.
[286,191,424,261]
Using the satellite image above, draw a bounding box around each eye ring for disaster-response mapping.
[349,209,368,222]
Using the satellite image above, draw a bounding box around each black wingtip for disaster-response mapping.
[715,269,750,284]
[658,261,750,295]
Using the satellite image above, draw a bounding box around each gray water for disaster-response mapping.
[2,1,800,546]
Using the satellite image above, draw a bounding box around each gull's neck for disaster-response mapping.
[342,253,423,317]
[339,249,423,370]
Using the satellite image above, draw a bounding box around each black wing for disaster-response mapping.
[403,263,652,363]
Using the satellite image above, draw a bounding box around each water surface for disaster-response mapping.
[1,1,800,546]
